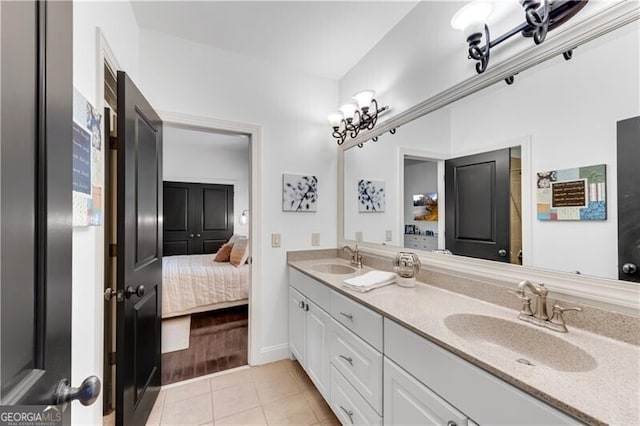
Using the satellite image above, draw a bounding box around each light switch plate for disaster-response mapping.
[385,230,392,241]
[271,233,281,248]
[311,233,320,246]
[355,232,363,242]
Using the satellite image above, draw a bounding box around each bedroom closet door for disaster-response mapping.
[163,182,234,256]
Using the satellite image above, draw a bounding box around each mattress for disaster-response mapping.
[162,253,249,318]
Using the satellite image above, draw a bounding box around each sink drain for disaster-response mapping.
[516,358,534,366]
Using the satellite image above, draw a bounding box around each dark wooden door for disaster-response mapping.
[1,0,99,419]
[617,116,640,282]
[116,72,163,426]
[445,148,511,262]
[163,181,234,256]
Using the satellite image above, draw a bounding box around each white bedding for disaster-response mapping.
[162,254,249,318]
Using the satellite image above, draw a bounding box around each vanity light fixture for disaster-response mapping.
[239,210,248,225]
[328,90,394,146]
[451,0,587,77]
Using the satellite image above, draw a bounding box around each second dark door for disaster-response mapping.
[617,116,640,283]
[445,148,511,262]
[163,181,234,256]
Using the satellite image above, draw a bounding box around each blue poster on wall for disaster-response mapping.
[72,122,91,195]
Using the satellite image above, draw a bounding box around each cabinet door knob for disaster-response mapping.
[622,263,637,274]
[298,301,305,309]
[497,249,507,257]
[447,422,458,426]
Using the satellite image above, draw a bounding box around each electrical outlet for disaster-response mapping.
[311,233,320,246]
[355,232,363,242]
[271,233,281,248]
[385,230,392,241]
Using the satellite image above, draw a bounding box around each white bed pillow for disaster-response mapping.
[229,237,249,267]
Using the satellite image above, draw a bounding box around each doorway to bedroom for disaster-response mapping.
[161,125,251,385]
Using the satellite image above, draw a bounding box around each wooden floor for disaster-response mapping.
[161,305,248,385]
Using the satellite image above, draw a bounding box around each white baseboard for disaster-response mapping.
[253,343,290,365]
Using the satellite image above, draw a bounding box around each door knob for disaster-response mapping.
[104,288,117,301]
[196,233,201,237]
[190,234,194,238]
[125,285,145,298]
[622,263,638,274]
[56,376,101,409]
[498,249,507,257]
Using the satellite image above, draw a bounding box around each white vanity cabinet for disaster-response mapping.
[384,319,581,425]
[289,269,332,398]
[384,357,472,426]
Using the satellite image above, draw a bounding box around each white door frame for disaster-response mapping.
[158,110,263,366]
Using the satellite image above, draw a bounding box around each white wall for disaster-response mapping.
[72,1,139,424]
[447,22,640,278]
[163,127,250,236]
[344,108,450,246]
[138,29,338,361]
[404,160,439,235]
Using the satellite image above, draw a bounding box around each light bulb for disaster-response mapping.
[328,111,344,127]
[451,1,493,33]
[339,102,358,121]
[352,90,375,110]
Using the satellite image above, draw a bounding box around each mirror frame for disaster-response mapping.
[338,1,640,315]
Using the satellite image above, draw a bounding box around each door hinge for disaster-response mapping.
[109,244,117,257]
[108,352,116,366]
[109,136,118,150]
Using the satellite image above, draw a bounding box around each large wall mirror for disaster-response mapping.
[341,16,639,287]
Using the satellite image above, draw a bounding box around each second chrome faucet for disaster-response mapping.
[342,245,363,268]
[509,280,581,333]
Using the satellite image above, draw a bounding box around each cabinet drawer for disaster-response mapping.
[384,319,580,425]
[384,357,470,426]
[330,291,382,351]
[289,267,330,311]
[329,318,382,414]
[330,365,382,426]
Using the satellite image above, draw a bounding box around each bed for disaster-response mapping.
[162,253,249,318]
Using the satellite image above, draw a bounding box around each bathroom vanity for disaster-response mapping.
[287,253,639,426]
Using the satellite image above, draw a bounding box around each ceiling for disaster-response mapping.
[131,1,419,80]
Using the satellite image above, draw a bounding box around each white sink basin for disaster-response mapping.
[311,263,356,275]
[444,313,597,372]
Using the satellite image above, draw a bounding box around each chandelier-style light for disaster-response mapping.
[451,0,588,77]
[328,90,390,146]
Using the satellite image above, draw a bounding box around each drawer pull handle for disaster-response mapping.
[298,301,305,309]
[340,312,354,321]
[339,405,354,424]
[304,303,309,312]
[339,355,353,366]
[447,422,458,426]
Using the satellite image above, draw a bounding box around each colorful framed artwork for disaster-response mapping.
[412,192,438,221]
[536,164,606,221]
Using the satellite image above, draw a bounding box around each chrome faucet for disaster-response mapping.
[509,280,581,333]
[342,245,363,268]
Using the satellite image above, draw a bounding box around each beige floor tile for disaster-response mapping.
[164,379,211,404]
[215,407,268,426]
[212,382,261,420]
[250,360,291,384]
[211,368,253,391]
[146,390,166,426]
[254,372,300,405]
[311,417,341,426]
[161,393,213,426]
[262,394,319,426]
[304,390,335,422]
[290,368,317,394]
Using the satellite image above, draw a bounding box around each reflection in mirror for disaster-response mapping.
[342,21,639,281]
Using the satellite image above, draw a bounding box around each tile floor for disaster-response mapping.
[146,359,341,426]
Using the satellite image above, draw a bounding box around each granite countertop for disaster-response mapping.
[288,257,640,426]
